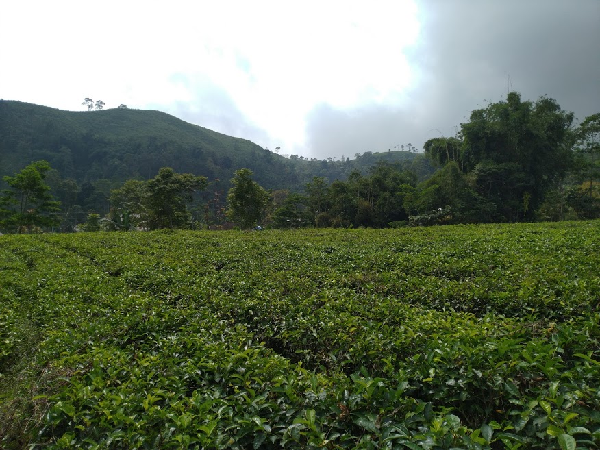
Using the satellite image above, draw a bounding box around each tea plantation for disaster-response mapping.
[1,222,599,449]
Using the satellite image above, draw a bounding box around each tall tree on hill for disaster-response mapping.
[146,167,207,229]
[418,93,576,223]
[81,98,105,111]
[460,92,574,220]
[82,98,94,111]
[227,168,270,229]
[0,160,61,233]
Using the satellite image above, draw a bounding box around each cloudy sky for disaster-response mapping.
[1,0,599,160]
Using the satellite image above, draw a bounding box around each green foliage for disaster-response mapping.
[461,92,575,220]
[304,176,331,226]
[1,222,599,448]
[226,168,270,229]
[271,192,312,228]
[424,136,464,169]
[80,213,101,232]
[0,100,421,198]
[301,164,417,228]
[0,160,61,233]
[145,167,207,229]
[414,93,587,224]
[567,113,600,219]
[406,162,495,224]
[108,179,149,230]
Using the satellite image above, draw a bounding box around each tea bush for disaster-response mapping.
[1,221,599,448]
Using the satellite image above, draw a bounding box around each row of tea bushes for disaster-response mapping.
[1,222,598,448]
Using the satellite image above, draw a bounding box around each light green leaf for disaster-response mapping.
[547,424,563,437]
[574,353,600,365]
[563,413,579,425]
[567,426,590,435]
[59,401,76,417]
[305,409,316,425]
[540,400,552,415]
[199,421,217,436]
[445,414,461,429]
[558,433,576,450]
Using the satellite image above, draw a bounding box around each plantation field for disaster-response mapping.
[1,222,599,449]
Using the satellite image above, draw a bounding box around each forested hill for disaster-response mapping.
[0,100,423,190]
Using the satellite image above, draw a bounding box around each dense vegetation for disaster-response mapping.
[1,222,599,448]
[419,95,599,223]
[2,92,598,233]
[0,100,426,228]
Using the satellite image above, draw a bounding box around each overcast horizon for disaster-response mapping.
[1,0,599,160]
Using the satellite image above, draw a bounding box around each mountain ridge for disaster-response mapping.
[0,100,425,191]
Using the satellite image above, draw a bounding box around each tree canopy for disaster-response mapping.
[146,167,207,229]
[0,94,597,232]
[0,160,61,233]
[419,92,576,222]
[226,169,270,229]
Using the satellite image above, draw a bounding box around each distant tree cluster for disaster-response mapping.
[82,98,105,111]
[1,92,598,234]
[108,167,207,230]
[266,164,413,229]
[269,92,599,227]
[416,92,598,223]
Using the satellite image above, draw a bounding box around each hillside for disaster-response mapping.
[0,100,425,191]
[0,100,294,189]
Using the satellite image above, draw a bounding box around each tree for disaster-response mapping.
[226,168,270,229]
[424,137,464,170]
[368,163,415,227]
[459,92,575,220]
[46,173,82,232]
[550,113,600,220]
[271,192,311,228]
[81,213,101,232]
[81,98,105,111]
[146,167,207,229]
[329,179,356,227]
[0,161,61,233]
[573,114,600,200]
[82,98,94,111]
[408,161,495,224]
[109,179,149,230]
[304,176,330,226]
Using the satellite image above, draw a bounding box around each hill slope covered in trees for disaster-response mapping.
[0,100,422,191]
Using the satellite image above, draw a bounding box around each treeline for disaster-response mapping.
[1,93,598,233]
[416,93,600,224]
[281,93,599,227]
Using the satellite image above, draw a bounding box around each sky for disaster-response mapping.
[1,0,599,160]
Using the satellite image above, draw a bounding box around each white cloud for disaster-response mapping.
[1,0,420,156]
[2,1,597,160]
